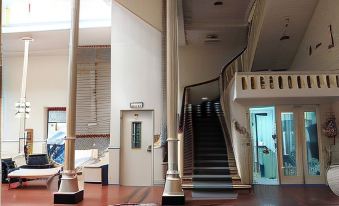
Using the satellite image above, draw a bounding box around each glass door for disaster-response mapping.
[277,106,324,184]
[250,106,279,185]
[302,109,323,184]
[277,107,303,184]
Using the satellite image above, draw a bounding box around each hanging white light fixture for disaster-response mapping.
[16,36,33,154]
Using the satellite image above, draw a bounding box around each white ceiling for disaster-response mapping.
[182,0,254,46]
[3,0,111,33]
[3,0,254,55]
[3,27,111,56]
[252,0,319,71]
[2,0,111,56]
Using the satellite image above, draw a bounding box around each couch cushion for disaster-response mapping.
[27,154,49,166]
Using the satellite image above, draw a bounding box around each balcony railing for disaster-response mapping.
[234,71,339,100]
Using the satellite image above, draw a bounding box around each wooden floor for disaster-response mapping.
[2,182,339,206]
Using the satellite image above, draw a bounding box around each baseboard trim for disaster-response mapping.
[154,179,165,185]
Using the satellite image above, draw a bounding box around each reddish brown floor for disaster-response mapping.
[2,182,339,206]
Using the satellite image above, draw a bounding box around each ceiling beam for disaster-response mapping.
[185,23,248,31]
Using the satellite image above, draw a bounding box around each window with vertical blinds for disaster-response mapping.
[76,47,111,137]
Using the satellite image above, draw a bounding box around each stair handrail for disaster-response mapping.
[178,0,260,131]
[179,0,264,185]
[179,46,248,133]
[179,77,218,132]
[179,46,248,181]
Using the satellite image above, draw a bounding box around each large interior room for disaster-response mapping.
[2,0,339,205]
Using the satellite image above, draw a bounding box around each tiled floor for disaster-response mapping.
[2,181,339,206]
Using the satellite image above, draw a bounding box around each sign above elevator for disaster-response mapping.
[130,102,144,109]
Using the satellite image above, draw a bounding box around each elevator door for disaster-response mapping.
[120,110,153,186]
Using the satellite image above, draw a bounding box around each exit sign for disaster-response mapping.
[130,102,144,109]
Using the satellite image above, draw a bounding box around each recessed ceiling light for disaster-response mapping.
[202,97,209,100]
[21,37,34,41]
[206,34,218,39]
[205,34,220,43]
[214,1,223,6]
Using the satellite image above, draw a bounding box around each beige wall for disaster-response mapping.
[227,81,252,184]
[179,44,245,90]
[291,0,339,71]
[2,55,68,156]
[178,44,245,106]
[115,0,163,31]
[110,1,163,184]
[291,0,339,144]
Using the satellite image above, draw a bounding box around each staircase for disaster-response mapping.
[182,100,251,200]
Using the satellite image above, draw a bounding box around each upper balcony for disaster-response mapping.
[233,71,339,103]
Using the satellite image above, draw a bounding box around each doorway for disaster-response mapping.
[277,106,324,184]
[250,106,279,185]
[120,110,154,186]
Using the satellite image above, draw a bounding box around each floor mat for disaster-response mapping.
[192,191,238,200]
[111,203,158,206]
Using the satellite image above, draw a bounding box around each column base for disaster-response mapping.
[162,175,185,205]
[54,190,84,204]
[162,194,185,205]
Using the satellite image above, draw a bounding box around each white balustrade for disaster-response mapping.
[234,71,339,100]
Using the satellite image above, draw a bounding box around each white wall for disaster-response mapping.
[179,44,245,92]
[109,1,163,184]
[2,54,68,156]
[178,44,245,108]
[291,0,339,143]
[115,0,163,31]
[291,0,339,71]
[227,81,252,184]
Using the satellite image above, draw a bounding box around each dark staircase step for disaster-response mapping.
[194,119,220,122]
[195,148,226,152]
[183,182,251,190]
[195,144,226,149]
[195,146,226,150]
[184,174,241,182]
[194,160,233,164]
[195,136,224,139]
[191,181,234,190]
[195,160,234,167]
[194,129,223,133]
[194,167,231,175]
[194,120,220,124]
[193,174,236,181]
[185,100,246,200]
[195,134,223,138]
[191,190,238,200]
[195,142,226,146]
[195,153,228,160]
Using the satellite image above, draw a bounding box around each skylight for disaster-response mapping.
[2,0,111,33]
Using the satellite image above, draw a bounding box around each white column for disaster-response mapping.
[18,37,33,154]
[0,0,2,201]
[59,0,80,192]
[54,0,83,203]
[162,0,185,204]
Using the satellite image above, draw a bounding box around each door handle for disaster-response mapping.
[147,145,152,152]
[263,146,269,154]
